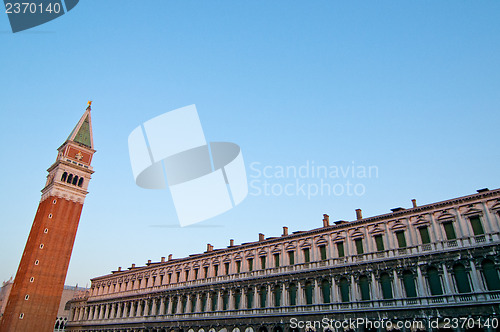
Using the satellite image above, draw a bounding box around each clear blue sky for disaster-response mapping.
[1,1,499,287]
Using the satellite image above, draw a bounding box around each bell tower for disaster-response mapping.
[0,103,95,332]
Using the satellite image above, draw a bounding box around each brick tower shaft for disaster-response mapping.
[0,103,95,332]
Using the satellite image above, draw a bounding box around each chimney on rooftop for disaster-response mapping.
[161,257,165,263]
[323,214,330,227]
[118,267,121,272]
[168,254,173,260]
[207,244,213,252]
[147,260,151,264]
[282,227,288,236]
[131,263,135,268]
[412,199,417,208]
[230,239,234,247]
[259,233,265,241]
[355,209,363,220]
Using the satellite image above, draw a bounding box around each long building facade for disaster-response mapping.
[67,189,500,332]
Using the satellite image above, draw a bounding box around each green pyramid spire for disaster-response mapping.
[67,103,94,149]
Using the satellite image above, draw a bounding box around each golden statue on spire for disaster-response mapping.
[87,100,92,109]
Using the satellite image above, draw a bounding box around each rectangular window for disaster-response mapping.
[236,261,241,273]
[443,222,457,240]
[303,248,310,263]
[260,256,266,269]
[355,239,364,255]
[288,251,295,265]
[184,271,189,281]
[320,246,327,260]
[214,265,219,276]
[176,272,181,282]
[274,254,280,267]
[469,216,485,236]
[194,269,199,279]
[374,235,385,251]
[418,227,431,244]
[248,258,253,271]
[336,242,345,257]
[224,262,230,275]
[203,266,208,278]
[167,274,172,284]
[396,231,407,248]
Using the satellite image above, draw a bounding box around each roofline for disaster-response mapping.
[91,188,500,281]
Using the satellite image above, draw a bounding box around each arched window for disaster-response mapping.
[274,285,281,307]
[247,288,254,308]
[402,270,417,298]
[259,286,267,308]
[305,281,313,304]
[181,296,187,313]
[289,283,297,306]
[171,297,178,314]
[78,177,84,187]
[482,260,500,291]
[453,263,472,293]
[211,292,217,311]
[427,267,443,295]
[188,296,195,313]
[67,174,73,184]
[55,321,60,330]
[200,293,207,312]
[339,278,350,302]
[380,273,393,299]
[234,289,241,309]
[359,275,370,301]
[222,291,229,310]
[61,172,67,182]
[72,175,79,185]
[321,279,331,303]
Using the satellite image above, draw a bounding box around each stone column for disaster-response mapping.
[195,294,201,312]
[78,307,84,321]
[442,264,453,294]
[103,304,110,319]
[136,300,143,317]
[167,297,173,315]
[331,277,337,303]
[370,273,379,300]
[217,291,223,311]
[297,282,304,305]
[110,303,116,319]
[281,283,287,306]
[416,266,427,297]
[229,289,235,310]
[83,306,89,321]
[267,284,273,307]
[241,289,247,309]
[176,297,182,314]
[253,287,259,308]
[116,303,122,319]
[159,297,165,315]
[350,275,357,302]
[392,270,402,298]
[92,305,98,320]
[129,302,135,318]
[314,279,321,304]
[186,296,192,313]
[151,298,157,316]
[469,261,484,292]
[144,299,150,316]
